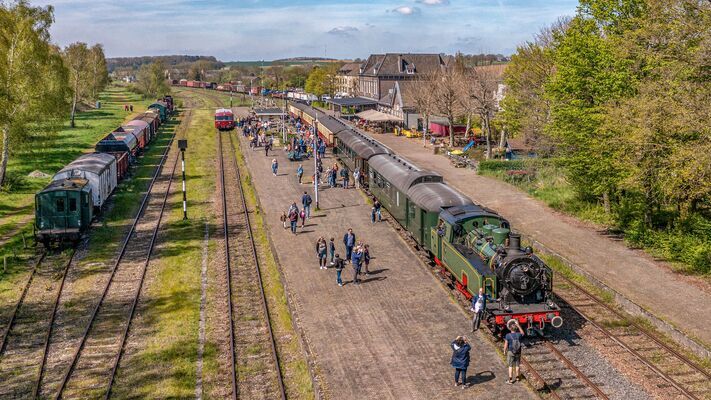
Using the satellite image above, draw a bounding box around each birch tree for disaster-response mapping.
[0,1,70,186]
[63,42,90,128]
[88,43,108,101]
[467,66,502,159]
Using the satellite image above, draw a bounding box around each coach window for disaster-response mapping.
[56,197,65,212]
[69,198,77,212]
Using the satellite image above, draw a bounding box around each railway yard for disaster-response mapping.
[0,86,709,400]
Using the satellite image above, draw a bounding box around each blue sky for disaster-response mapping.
[35,0,579,60]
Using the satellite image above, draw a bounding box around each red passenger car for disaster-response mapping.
[215,108,235,130]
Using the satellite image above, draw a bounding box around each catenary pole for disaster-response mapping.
[314,119,319,210]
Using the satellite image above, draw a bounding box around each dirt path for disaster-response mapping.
[238,131,535,399]
[367,131,711,350]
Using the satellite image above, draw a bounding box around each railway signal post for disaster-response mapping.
[178,139,188,220]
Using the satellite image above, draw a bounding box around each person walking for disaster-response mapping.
[316,237,328,269]
[343,229,356,262]
[504,320,525,384]
[334,254,345,286]
[363,244,371,275]
[296,164,304,184]
[301,191,312,218]
[351,246,363,285]
[271,159,278,176]
[450,336,471,388]
[264,140,271,156]
[280,211,287,229]
[471,287,489,332]
[340,167,349,189]
[373,199,382,222]
[299,208,306,228]
[353,169,361,189]
[329,237,336,264]
[288,207,298,234]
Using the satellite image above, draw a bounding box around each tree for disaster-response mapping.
[432,68,462,147]
[63,42,90,128]
[88,44,108,101]
[0,1,70,186]
[136,61,170,99]
[499,18,569,153]
[304,63,341,97]
[409,74,438,146]
[466,66,503,159]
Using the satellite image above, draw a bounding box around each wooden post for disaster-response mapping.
[21,232,26,249]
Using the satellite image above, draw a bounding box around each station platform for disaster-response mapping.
[236,130,534,399]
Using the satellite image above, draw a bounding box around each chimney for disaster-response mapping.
[508,233,521,250]
[398,55,403,72]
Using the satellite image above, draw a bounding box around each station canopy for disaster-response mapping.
[356,109,402,122]
[326,97,377,107]
[254,107,286,117]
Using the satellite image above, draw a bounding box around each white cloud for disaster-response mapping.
[392,6,421,15]
[328,26,359,36]
[416,0,449,5]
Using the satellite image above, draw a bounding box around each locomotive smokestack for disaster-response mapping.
[508,233,521,250]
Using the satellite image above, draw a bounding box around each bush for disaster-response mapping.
[0,173,28,192]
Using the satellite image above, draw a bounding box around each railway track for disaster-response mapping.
[554,275,711,400]
[24,111,187,399]
[375,191,613,399]
[217,129,286,400]
[0,250,74,398]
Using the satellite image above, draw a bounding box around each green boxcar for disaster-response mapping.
[429,204,509,298]
[368,154,441,227]
[35,178,94,244]
[148,102,167,122]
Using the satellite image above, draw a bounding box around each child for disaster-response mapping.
[363,244,371,275]
[280,212,287,229]
[299,209,306,228]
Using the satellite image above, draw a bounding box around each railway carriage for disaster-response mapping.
[405,182,474,247]
[215,108,235,130]
[367,153,442,226]
[51,152,118,209]
[288,103,306,120]
[316,116,349,146]
[134,112,160,140]
[126,119,152,143]
[148,102,168,122]
[95,130,138,159]
[35,178,93,244]
[334,129,389,178]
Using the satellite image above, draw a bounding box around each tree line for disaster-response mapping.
[0,1,110,186]
[500,0,710,271]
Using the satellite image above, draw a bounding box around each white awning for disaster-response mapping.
[356,109,402,122]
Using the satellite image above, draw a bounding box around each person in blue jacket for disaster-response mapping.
[471,287,490,332]
[450,336,471,388]
[343,228,356,262]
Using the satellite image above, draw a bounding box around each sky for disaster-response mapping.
[34,0,579,61]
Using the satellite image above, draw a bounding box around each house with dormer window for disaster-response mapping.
[357,53,452,101]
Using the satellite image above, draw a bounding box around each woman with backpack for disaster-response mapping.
[450,336,471,388]
[504,320,525,384]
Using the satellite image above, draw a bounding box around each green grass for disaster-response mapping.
[109,108,207,398]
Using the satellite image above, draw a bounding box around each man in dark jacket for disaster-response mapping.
[450,336,471,388]
[301,191,312,218]
[333,254,345,286]
[471,287,490,332]
[343,228,356,262]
